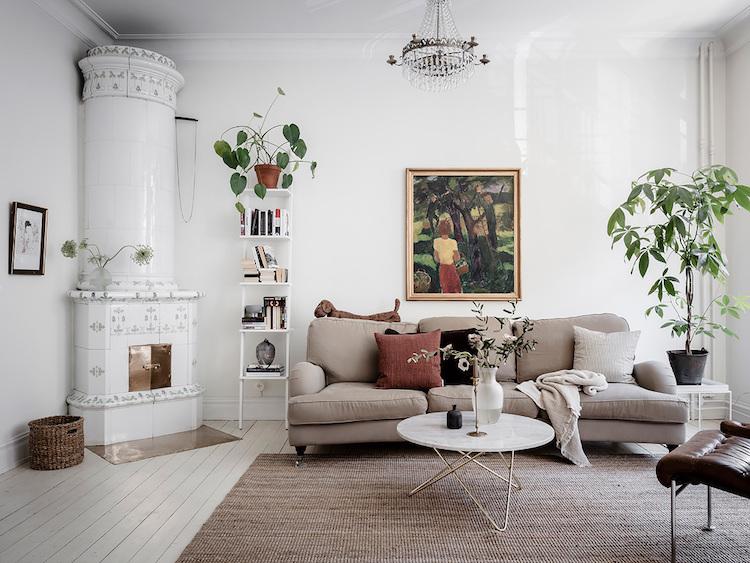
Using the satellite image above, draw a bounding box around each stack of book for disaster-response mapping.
[241,259,259,281]
[241,245,289,283]
[259,268,276,283]
[240,207,289,237]
[241,305,265,330]
[264,296,287,329]
[245,364,285,377]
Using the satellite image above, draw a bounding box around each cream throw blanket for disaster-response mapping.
[516,369,608,467]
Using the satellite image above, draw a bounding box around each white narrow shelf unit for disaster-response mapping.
[239,190,292,430]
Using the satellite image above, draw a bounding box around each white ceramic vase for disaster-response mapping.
[473,366,503,425]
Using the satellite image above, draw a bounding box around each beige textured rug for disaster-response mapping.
[179,448,749,562]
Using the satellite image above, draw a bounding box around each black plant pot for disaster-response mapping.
[667,349,708,385]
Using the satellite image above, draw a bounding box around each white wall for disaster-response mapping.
[725,21,750,421]
[131,35,701,419]
[0,0,85,471]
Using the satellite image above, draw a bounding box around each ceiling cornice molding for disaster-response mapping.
[69,0,120,39]
[31,0,113,47]
[719,5,750,54]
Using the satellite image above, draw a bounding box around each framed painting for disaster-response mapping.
[406,168,520,301]
[9,202,48,275]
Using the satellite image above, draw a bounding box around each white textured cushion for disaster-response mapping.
[573,326,640,383]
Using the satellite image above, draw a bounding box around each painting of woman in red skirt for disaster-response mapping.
[433,219,462,293]
[407,169,520,301]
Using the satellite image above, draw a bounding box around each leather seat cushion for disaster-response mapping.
[288,382,427,425]
[656,430,750,498]
[426,383,539,419]
[580,383,688,423]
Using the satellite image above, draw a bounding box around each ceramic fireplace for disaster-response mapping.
[67,46,203,446]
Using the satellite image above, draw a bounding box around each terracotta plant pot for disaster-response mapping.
[667,349,708,385]
[254,164,282,189]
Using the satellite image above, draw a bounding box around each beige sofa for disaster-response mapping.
[288,314,688,462]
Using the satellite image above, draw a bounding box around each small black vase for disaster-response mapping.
[447,405,462,429]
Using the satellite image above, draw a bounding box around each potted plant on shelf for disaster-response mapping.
[607,165,750,384]
[410,301,536,432]
[61,239,153,291]
[213,87,317,214]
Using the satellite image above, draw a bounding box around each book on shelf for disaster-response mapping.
[245,364,285,375]
[241,207,289,237]
[263,296,287,329]
[240,246,288,283]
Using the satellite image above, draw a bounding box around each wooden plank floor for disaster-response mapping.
[0,420,717,563]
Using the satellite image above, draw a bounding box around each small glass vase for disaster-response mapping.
[473,366,504,425]
[89,266,112,291]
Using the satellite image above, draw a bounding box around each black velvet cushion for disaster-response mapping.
[385,327,476,385]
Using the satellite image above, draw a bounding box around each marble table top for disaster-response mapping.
[397,412,554,453]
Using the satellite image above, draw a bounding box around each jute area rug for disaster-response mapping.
[179,447,749,563]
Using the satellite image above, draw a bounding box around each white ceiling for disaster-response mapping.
[74,0,750,38]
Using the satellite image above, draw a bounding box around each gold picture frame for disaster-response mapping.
[406,168,521,301]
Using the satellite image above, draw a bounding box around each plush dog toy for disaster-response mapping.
[313,299,401,322]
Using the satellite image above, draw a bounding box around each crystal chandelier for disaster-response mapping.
[387,0,489,92]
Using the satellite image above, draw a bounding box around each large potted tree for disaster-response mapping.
[607,165,750,384]
[213,87,317,213]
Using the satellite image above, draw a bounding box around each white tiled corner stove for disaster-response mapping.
[68,46,204,446]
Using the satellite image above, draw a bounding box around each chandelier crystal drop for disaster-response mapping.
[387,0,489,92]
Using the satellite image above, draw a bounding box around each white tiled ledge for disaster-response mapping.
[66,384,204,409]
[68,290,205,302]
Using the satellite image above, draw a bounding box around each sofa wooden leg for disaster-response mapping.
[702,485,715,532]
[666,444,679,452]
[295,446,307,468]
[671,480,677,563]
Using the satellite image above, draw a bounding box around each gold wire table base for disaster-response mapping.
[408,448,519,532]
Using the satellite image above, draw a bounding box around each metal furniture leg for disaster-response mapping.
[409,450,483,496]
[702,486,715,531]
[670,481,677,563]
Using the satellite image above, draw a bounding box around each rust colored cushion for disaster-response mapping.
[374,331,443,391]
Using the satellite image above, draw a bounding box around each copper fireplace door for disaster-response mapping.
[128,344,172,392]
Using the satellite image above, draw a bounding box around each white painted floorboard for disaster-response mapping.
[0,420,717,563]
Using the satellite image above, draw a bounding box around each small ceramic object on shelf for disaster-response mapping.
[447,404,462,429]
[256,339,276,367]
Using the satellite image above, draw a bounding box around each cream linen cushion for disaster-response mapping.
[573,326,640,383]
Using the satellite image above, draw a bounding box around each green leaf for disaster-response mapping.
[310,161,317,178]
[638,252,649,277]
[735,190,750,212]
[276,152,289,169]
[281,173,293,189]
[235,201,245,215]
[236,147,251,169]
[254,183,267,199]
[230,173,247,196]
[292,138,307,159]
[277,86,286,96]
[283,123,300,144]
[213,140,231,157]
[292,162,299,172]
[253,112,263,118]
[607,208,625,235]
[236,130,248,146]
[222,151,239,170]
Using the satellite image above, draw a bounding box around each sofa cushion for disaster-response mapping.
[419,316,516,381]
[514,313,630,382]
[426,383,539,419]
[288,382,427,425]
[580,383,688,424]
[374,331,443,390]
[573,326,640,383]
[307,317,418,384]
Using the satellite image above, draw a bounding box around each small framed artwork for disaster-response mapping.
[406,168,521,301]
[9,202,48,275]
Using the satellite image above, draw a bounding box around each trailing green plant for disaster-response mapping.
[213,87,317,213]
[61,239,153,269]
[607,165,750,354]
[408,301,536,370]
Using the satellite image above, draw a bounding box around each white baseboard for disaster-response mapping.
[0,433,29,475]
[202,396,285,421]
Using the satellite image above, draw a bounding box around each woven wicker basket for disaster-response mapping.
[28,415,84,470]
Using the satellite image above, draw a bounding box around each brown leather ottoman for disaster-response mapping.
[656,421,750,562]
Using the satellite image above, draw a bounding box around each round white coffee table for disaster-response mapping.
[397,412,554,532]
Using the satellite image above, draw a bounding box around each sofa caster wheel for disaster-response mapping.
[295,446,306,468]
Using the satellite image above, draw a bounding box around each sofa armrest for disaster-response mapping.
[633,361,677,395]
[289,362,326,398]
[720,420,750,439]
